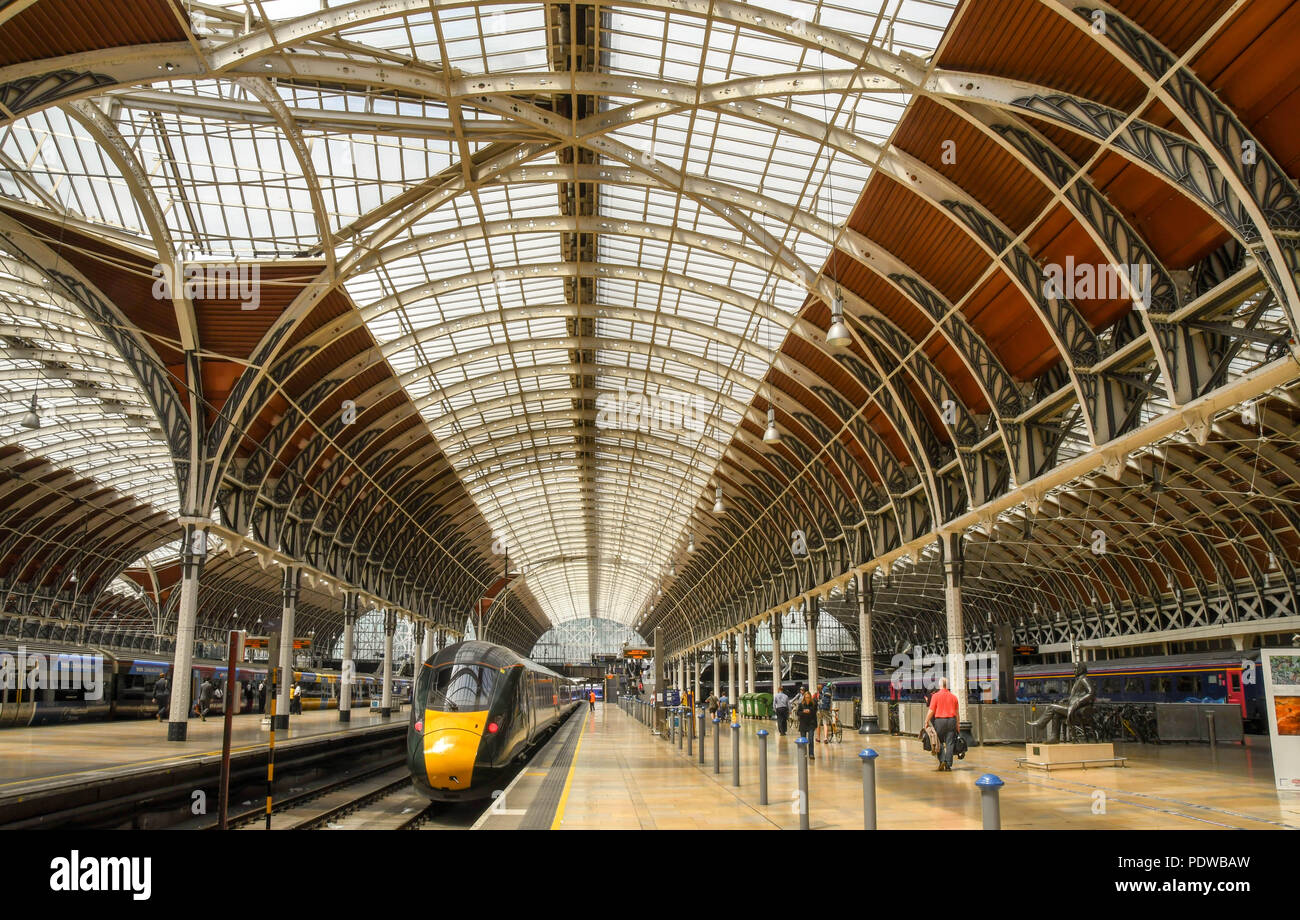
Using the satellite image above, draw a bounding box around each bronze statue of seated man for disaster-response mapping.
[1028,662,1096,743]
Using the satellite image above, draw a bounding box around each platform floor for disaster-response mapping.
[550,703,1300,830]
[0,705,407,794]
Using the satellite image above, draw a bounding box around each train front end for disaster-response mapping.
[407,642,516,801]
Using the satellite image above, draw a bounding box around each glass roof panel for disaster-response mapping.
[0,0,961,630]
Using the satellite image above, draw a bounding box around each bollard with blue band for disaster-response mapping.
[731,721,741,787]
[976,774,1004,830]
[712,717,721,774]
[859,749,878,830]
[757,729,769,805]
[794,737,810,830]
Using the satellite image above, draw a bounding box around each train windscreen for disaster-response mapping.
[417,662,498,712]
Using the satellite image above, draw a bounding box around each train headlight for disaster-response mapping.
[414,720,423,733]
[487,721,499,734]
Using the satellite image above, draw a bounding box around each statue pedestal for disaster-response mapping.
[1017,742,1126,771]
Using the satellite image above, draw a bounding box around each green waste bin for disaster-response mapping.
[755,692,773,719]
[739,693,752,719]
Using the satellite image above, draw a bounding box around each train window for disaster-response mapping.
[1176,675,1194,694]
[1157,677,1172,693]
[1124,677,1144,693]
[417,663,497,712]
[1101,678,1119,694]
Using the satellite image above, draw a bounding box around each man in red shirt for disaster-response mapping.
[924,678,960,772]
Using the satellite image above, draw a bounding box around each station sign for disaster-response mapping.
[623,647,651,659]
[1013,645,1038,655]
[244,636,312,650]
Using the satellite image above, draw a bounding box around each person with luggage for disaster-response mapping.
[924,677,960,771]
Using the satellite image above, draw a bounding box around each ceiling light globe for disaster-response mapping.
[763,406,781,443]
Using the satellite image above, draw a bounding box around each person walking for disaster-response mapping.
[718,693,729,722]
[772,685,790,736]
[924,677,960,772]
[290,682,303,715]
[706,692,718,719]
[197,674,215,721]
[152,672,170,721]
[796,690,817,761]
[257,679,266,713]
[588,690,596,711]
[816,681,834,743]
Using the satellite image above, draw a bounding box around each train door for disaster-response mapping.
[1225,668,1245,718]
[0,652,35,727]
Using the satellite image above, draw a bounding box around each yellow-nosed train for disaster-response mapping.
[407,640,581,800]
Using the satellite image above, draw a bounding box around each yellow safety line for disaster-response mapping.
[549,712,588,830]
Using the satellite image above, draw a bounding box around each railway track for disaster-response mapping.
[227,760,483,830]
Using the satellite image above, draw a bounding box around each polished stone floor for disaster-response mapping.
[555,703,1300,830]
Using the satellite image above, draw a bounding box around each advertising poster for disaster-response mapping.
[1260,650,1300,792]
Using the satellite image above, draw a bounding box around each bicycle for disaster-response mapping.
[829,709,844,743]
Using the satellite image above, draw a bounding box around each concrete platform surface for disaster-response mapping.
[0,706,408,794]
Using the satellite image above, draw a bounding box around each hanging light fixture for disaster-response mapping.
[712,486,725,514]
[21,393,41,430]
[763,405,781,443]
[687,532,695,553]
[826,291,851,347]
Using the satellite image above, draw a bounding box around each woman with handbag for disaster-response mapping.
[796,691,818,761]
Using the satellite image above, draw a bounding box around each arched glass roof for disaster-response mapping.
[0,247,179,516]
[0,0,960,628]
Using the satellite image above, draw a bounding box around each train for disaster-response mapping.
[770,650,1267,733]
[1013,650,1265,730]
[407,640,581,801]
[0,641,411,728]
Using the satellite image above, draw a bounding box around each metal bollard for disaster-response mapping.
[678,709,684,749]
[976,774,1003,830]
[687,710,693,757]
[859,749,878,830]
[731,721,741,787]
[1206,711,1217,747]
[712,717,721,773]
[757,729,769,805]
[698,711,706,764]
[794,737,810,830]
